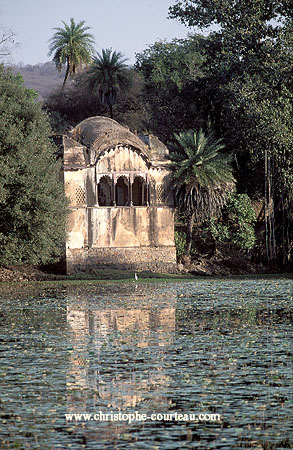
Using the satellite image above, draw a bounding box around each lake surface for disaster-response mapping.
[0,278,292,449]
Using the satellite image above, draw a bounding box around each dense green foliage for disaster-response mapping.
[134,1,293,267]
[168,0,293,266]
[206,194,257,250]
[0,67,68,266]
[48,18,95,89]
[174,230,187,260]
[135,36,207,140]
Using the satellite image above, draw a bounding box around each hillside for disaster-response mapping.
[10,61,67,100]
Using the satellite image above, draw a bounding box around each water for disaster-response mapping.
[0,278,292,449]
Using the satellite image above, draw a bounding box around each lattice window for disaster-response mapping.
[156,183,165,204]
[75,185,86,204]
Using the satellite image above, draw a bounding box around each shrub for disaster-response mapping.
[174,230,187,260]
[206,193,257,250]
[0,67,68,265]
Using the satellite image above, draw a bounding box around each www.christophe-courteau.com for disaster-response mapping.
[65,411,222,424]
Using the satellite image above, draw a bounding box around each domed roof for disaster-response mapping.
[69,116,149,158]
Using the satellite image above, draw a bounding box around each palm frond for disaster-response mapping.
[170,129,235,221]
[87,48,129,112]
[48,18,95,87]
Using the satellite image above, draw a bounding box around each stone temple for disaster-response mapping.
[55,116,177,274]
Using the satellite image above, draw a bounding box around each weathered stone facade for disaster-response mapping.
[56,116,177,274]
[66,246,177,273]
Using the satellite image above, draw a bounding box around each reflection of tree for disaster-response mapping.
[66,293,176,412]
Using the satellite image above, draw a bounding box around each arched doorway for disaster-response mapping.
[132,176,144,206]
[98,176,112,206]
[116,176,129,206]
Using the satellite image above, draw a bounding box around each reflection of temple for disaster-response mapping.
[66,290,176,412]
[54,116,177,273]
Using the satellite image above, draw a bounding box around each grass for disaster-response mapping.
[35,269,196,288]
[62,269,194,281]
[0,269,196,299]
[51,268,292,283]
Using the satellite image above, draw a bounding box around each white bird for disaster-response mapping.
[134,272,138,281]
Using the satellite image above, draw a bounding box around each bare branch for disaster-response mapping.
[0,25,19,59]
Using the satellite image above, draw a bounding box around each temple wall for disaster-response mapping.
[66,206,176,273]
[66,207,175,249]
[90,207,174,247]
[66,246,177,274]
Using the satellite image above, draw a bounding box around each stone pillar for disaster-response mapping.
[129,181,133,206]
[112,174,116,206]
[95,183,99,206]
[146,181,150,206]
[129,173,134,206]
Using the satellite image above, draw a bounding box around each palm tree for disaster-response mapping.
[48,18,95,90]
[169,129,235,256]
[87,48,129,118]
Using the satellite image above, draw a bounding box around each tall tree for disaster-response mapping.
[135,36,207,141]
[169,0,293,266]
[48,17,95,90]
[87,48,129,119]
[169,129,235,255]
[0,67,68,266]
[169,0,290,36]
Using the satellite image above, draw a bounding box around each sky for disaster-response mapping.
[0,0,194,66]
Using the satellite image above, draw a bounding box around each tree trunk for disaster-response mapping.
[186,211,195,256]
[61,62,70,92]
[109,104,113,119]
[264,150,276,261]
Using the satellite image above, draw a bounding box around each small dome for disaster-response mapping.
[69,116,149,158]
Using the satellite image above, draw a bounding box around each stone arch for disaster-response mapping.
[115,175,129,206]
[95,146,149,173]
[98,175,112,206]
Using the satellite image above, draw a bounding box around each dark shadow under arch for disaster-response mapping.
[116,176,129,206]
[132,176,144,206]
[98,175,112,206]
